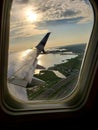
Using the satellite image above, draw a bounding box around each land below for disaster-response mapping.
[27,43,86,100]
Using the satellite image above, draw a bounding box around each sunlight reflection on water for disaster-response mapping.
[38,53,78,69]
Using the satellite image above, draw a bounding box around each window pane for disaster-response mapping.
[8,0,94,101]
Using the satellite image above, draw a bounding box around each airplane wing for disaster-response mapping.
[8,32,51,88]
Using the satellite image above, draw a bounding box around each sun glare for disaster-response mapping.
[25,7,38,23]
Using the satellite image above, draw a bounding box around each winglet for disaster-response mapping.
[36,32,51,53]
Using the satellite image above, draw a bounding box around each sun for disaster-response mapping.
[27,11,37,22]
[25,7,38,23]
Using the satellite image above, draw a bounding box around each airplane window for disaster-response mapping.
[0,0,97,121]
[0,0,94,115]
[3,0,94,114]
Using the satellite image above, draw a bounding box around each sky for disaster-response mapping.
[9,0,94,51]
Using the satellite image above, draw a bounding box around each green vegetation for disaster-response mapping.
[27,44,85,100]
[48,75,78,99]
[35,70,61,84]
[27,70,61,100]
[27,55,82,100]
[48,54,82,76]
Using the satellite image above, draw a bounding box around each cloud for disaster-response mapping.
[32,0,93,23]
[12,0,93,23]
[62,9,81,17]
[10,0,93,40]
[10,22,48,39]
[36,16,84,28]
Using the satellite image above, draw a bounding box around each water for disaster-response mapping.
[37,53,78,69]
[8,47,78,101]
[8,48,78,79]
[35,52,78,78]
